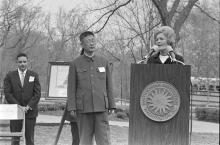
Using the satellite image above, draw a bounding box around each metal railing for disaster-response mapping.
[115,91,219,108]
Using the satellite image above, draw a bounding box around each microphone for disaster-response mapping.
[137,47,156,64]
[167,50,185,65]
[150,45,159,52]
[148,48,156,58]
[163,45,176,62]
[156,45,184,65]
[168,51,176,61]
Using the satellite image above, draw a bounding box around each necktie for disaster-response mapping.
[21,72,25,87]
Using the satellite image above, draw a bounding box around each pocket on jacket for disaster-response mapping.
[76,96,84,110]
[98,72,106,80]
[77,68,88,80]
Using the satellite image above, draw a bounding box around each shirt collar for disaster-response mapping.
[156,52,172,64]
[84,52,94,58]
[83,54,96,61]
[18,68,27,75]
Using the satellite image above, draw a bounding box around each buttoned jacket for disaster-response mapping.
[4,70,41,118]
[67,55,115,113]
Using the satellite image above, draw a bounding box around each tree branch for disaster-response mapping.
[24,32,42,52]
[151,0,168,25]
[168,0,180,21]
[173,0,199,42]
[5,37,22,49]
[194,3,220,24]
[100,43,121,61]
[87,0,132,33]
[90,0,119,11]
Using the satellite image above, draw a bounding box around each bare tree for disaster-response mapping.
[7,4,42,52]
[0,0,44,86]
[0,0,20,48]
[86,0,219,43]
[114,0,160,58]
[85,0,219,101]
[44,8,86,61]
[89,0,159,63]
[180,1,219,78]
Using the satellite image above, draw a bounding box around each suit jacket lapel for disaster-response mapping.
[154,53,162,63]
[14,70,22,88]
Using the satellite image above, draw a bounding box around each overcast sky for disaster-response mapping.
[36,0,90,13]
[0,0,218,14]
[0,0,94,13]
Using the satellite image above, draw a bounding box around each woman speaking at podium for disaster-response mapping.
[146,26,184,64]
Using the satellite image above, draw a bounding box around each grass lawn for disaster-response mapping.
[0,110,218,145]
[1,124,217,145]
[37,125,219,145]
[1,123,218,145]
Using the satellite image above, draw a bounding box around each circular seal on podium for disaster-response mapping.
[140,81,180,122]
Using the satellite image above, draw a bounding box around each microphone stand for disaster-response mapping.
[137,50,155,64]
[173,59,185,65]
[168,54,185,65]
[137,58,147,64]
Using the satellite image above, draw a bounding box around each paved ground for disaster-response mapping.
[37,115,219,134]
[0,115,218,145]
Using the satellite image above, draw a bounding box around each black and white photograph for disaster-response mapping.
[0,0,219,145]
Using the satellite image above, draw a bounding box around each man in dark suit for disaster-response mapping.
[67,31,115,145]
[4,53,41,145]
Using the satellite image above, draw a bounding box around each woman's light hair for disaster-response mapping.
[154,26,176,48]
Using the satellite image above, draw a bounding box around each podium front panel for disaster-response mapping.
[129,64,191,145]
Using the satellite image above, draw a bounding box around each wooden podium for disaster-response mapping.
[129,64,191,145]
[0,104,25,145]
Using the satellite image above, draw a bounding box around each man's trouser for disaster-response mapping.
[70,122,80,145]
[10,118,36,145]
[77,111,111,145]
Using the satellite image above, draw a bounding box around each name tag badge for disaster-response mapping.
[29,76,35,82]
[98,67,105,72]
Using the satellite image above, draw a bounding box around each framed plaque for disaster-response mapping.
[46,61,70,99]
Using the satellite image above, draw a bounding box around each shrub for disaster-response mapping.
[114,108,124,113]
[114,106,130,119]
[116,112,128,119]
[195,107,219,123]
[125,107,129,118]
[38,102,66,112]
